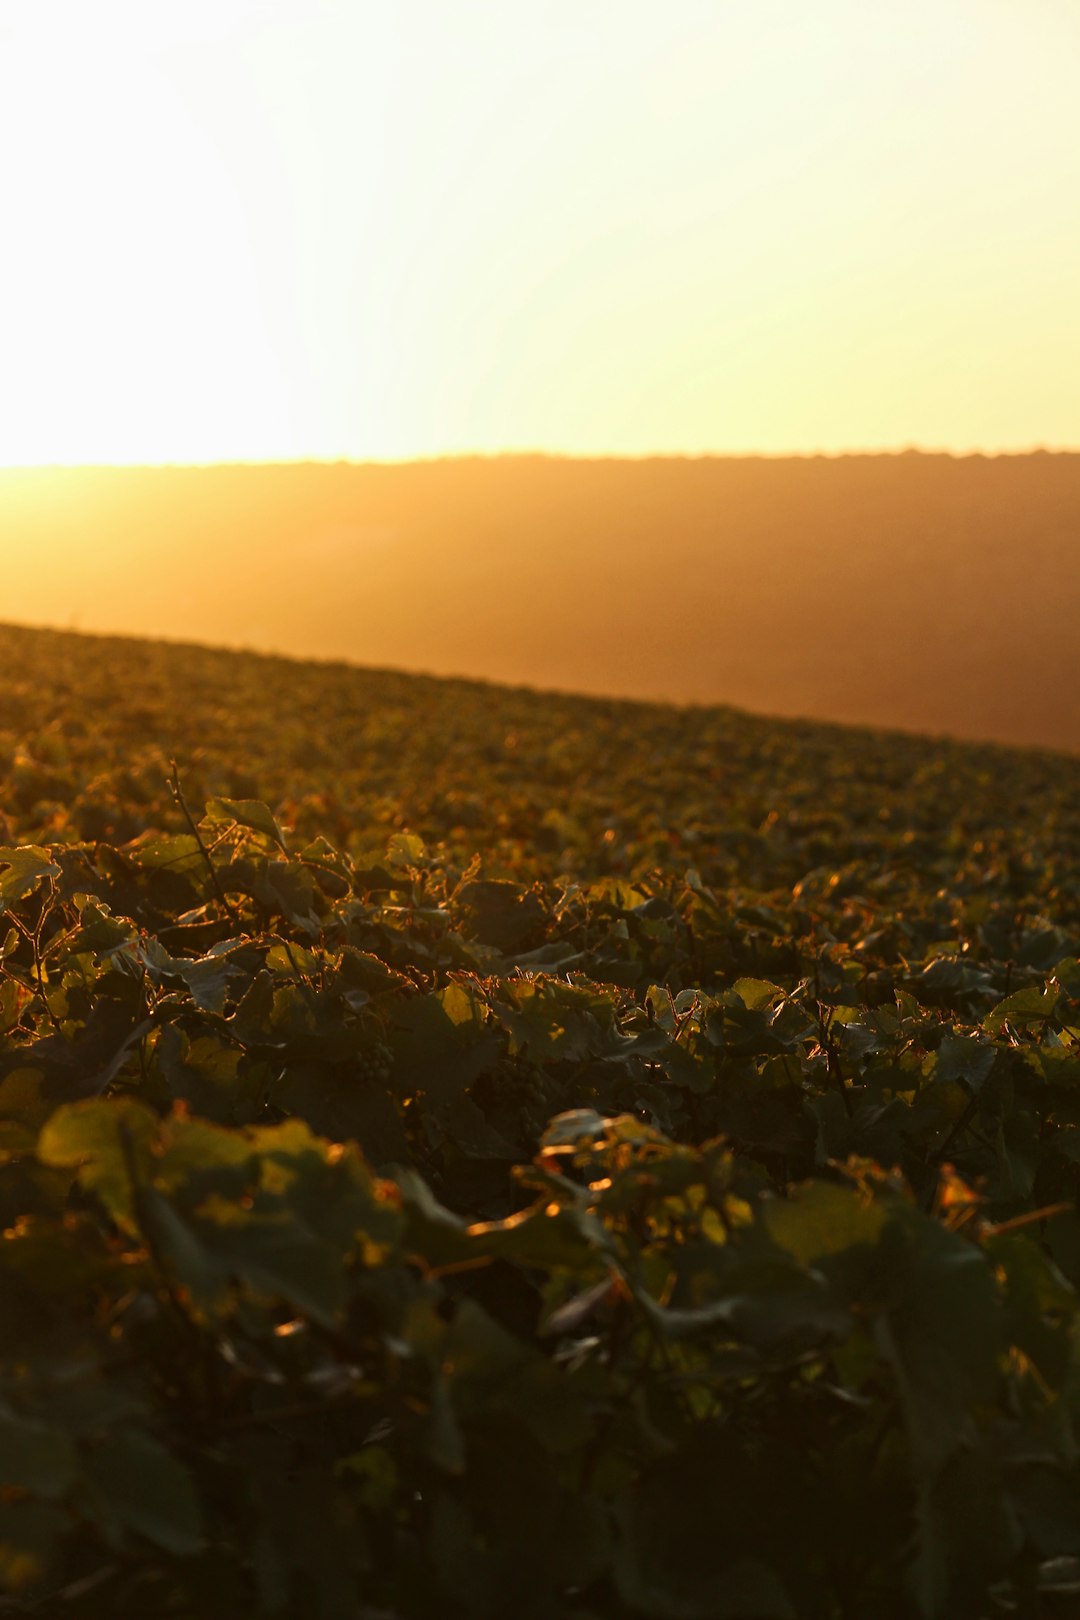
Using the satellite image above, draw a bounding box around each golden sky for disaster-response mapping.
[1,0,1077,465]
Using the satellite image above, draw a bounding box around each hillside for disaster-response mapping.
[2,452,1079,750]
[3,622,1080,1618]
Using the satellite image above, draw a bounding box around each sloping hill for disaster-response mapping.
[3,622,1080,1615]
[2,451,1078,749]
[1,617,1076,874]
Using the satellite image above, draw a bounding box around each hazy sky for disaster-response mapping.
[1,0,1077,464]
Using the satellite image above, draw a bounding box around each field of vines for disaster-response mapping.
[3,620,1080,1619]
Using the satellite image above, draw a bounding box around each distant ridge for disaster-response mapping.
[1,453,1078,751]
[5,448,1078,469]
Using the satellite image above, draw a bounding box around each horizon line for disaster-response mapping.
[2,444,1080,472]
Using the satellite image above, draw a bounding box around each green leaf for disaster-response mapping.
[731,977,783,1012]
[128,831,206,875]
[874,1212,1000,1476]
[385,831,426,870]
[0,845,60,910]
[455,878,546,953]
[389,986,502,1103]
[37,1098,159,1232]
[137,938,247,1013]
[933,1034,998,1092]
[204,796,287,850]
[67,895,137,956]
[258,861,320,932]
[984,984,1059,1035]
[763,1179,887,1266]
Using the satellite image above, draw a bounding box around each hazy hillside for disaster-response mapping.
[1,452,1077,749]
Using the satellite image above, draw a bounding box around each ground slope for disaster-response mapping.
[2,623,1080,1618]
[2,451,1079,748]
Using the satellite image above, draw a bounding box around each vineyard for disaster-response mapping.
[3,619,1080,1618]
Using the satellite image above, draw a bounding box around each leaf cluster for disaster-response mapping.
[1,625,1080,1617]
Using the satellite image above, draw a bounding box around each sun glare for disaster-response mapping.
[0,0,1077,465]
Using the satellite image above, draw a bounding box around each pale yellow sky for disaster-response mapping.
[0,0,1077,464]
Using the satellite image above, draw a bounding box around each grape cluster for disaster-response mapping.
[355,1040,393,1086]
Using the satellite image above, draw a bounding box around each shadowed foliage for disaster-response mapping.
[2,623,1080,1617]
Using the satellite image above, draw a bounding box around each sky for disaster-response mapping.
[0,0,1077,465]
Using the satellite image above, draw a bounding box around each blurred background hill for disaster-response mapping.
[1,451,1076,751]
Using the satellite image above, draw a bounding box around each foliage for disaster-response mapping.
[2,622,1080,1617]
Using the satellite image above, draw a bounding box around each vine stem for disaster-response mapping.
[167,760,240,928]
[8,907,61,1032]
